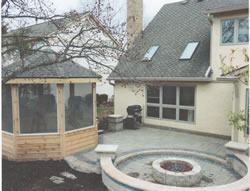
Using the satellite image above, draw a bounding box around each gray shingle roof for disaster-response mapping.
[206,1,248,14]
[2,49,101,79]
[4,13,88,39]
[109,0,248,80]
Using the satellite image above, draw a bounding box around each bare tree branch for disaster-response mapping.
[1,0,127,84]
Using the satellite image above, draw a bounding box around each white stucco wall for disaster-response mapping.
[115,81,233,136]
[210,11,249,141]
[114,82,145,116]
[210,11,248,80]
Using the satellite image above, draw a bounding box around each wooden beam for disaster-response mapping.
[11,85,19,135]
[57,84,65,157]
[11,85,19,159]
[93,83,97,127]
[6,78,101,84]
[92,83,98,144]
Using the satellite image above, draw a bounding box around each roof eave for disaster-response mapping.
[205,5,249,15]
[5,77,101,84]
[216,77,239,82]
[107,76,212,82]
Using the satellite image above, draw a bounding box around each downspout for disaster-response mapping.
[232,81,240,141]
[207,13,213,24]
[207,13,213,80]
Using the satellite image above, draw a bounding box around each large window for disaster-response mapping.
[2,84,13,133]
[221,18,248,44]
[146,85,195,122]
[64,83,93,132]
[19,84,58,134]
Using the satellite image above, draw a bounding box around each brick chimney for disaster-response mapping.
[127,0,143,47]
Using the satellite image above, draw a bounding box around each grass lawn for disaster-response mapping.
[97,105,114,119]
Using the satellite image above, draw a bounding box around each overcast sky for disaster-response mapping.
[51,0,182,28]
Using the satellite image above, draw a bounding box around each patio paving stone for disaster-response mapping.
[65,126,230,174]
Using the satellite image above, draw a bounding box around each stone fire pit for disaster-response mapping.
[152,157,202,187]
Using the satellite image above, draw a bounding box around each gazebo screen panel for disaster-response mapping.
[64,83,93,132]
[2,84,13,133]
[19,84,58,134]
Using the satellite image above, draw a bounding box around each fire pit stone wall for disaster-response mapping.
[152,157,202,187]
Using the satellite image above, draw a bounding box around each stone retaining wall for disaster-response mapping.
[100,150,249,191]
[226,153,248,177]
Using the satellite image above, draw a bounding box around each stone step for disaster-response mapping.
[64,155,101,174]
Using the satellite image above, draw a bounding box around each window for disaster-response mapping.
[64,83,93,132]
[180,42,199,60]
[147,106,159,118]
[142,46,159,61]
[163,86,176,105]
[147,86,160,103]
[163,108,176,120]
[2,84,13,133]
[179,109,194,122]
[221,20,235,43]
[180,87,195,106]
[146,85,195,122]
[221,18,248,44]
[238,19,249,43]
[19,84,58,134]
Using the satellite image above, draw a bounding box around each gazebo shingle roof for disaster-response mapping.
[2,49,101,79]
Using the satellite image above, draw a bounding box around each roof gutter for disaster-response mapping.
[108,76,212,82]
[216,77,239,82]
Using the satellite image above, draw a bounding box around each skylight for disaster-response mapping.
[180,42,199,60]
[142,46,159,61]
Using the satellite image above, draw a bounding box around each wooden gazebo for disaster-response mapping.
[2,51,101,161]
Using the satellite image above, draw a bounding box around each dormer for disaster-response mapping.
[206,2,249,80]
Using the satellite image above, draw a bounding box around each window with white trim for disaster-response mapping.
[221,18,248,44]
[146,85,195,122]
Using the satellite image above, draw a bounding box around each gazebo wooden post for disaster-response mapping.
[11,84,19,158]
[57,84,65,158]
[93,83,98,144]
[11,84,19,135]
[93,83,97,127]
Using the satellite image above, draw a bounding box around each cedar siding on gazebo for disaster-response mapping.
[2,50,101,161]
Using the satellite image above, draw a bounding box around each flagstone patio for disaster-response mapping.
[65,126,230,174]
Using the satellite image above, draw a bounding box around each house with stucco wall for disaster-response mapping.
[108,0,249,142]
